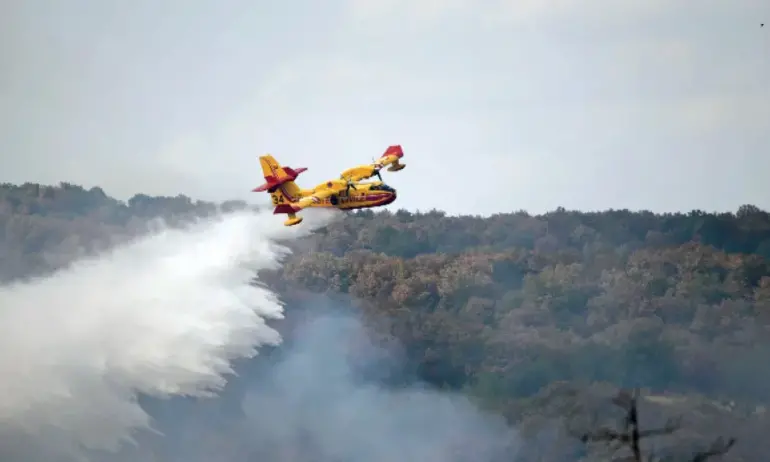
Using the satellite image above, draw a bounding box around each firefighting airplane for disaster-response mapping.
[253,145,406,226]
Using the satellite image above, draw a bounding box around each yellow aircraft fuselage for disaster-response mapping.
[269,180,396,225]
[253,145,405,226]
[292,180,397,209]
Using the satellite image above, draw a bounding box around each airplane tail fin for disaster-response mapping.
[269,186,301,209]
[253,154,306,201]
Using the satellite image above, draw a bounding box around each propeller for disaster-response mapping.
[345,178,358,195]
[371,157,383,181]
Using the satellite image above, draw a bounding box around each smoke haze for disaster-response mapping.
[234,312,519,461]
[103,309,520,462]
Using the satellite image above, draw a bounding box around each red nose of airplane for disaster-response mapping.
[382,191,396,206]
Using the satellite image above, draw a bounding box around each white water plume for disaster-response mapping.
[0,208,336,457]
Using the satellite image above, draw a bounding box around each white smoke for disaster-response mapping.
[0,208,335,459]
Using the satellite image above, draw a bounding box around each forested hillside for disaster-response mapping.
[0,182,249,280]
[1,182,768,461]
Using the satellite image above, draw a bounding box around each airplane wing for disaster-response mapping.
[340,145,406,182]
[374,145,405,170]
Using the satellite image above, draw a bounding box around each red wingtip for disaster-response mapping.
[384,145,403,158]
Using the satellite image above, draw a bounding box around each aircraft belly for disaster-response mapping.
[337,194,394,209]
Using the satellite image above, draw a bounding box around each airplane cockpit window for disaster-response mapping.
[370,184,395,192]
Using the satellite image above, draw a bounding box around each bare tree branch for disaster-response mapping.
[689,437,736,462]
[570,388,736,462]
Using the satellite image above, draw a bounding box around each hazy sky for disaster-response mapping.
[2,0,768,215]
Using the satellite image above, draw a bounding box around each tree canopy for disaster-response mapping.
[1,182,767,460]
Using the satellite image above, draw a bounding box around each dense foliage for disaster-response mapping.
[2,182,768,460]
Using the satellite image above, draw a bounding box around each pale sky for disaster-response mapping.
[1,0,768,216]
